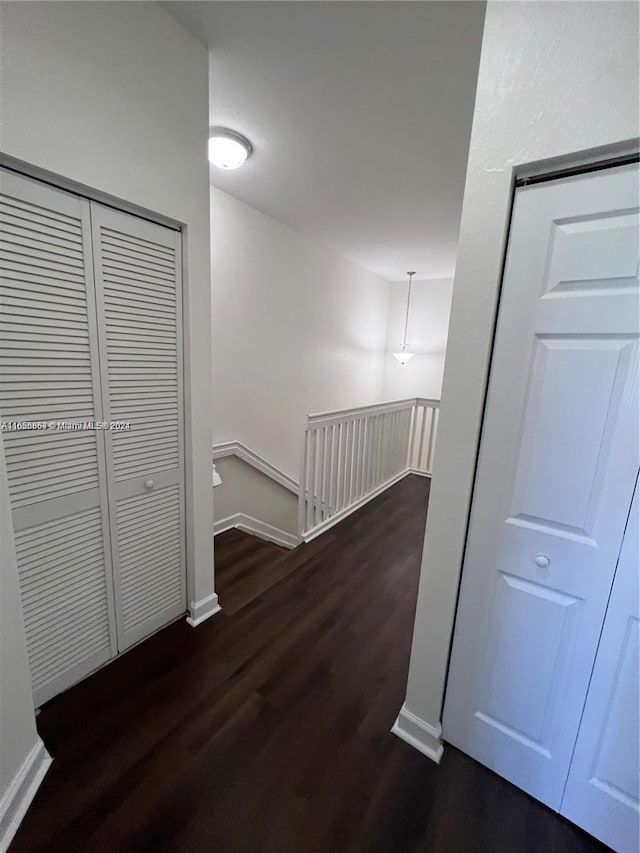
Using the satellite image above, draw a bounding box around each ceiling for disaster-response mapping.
[164,1,486,281]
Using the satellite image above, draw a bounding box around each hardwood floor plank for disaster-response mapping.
[10,475,609,853]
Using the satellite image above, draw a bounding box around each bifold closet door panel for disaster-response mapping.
[560,482,640,853]
[90,203,186,649]
[442,162,639,809]
[0,168,117,706]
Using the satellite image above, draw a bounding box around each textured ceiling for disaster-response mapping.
[164,1,486,280]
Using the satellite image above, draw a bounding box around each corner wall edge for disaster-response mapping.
[391,703,444,764]
[0,737,52,852]
[187,591,221,627]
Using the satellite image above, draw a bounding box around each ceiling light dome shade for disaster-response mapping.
[208,129,252,170]
[393,350,415,365]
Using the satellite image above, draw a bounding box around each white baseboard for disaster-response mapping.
[212,515,237,537]
[214,512,299,550]
[391,704,444,764]
[186,591,221,627]
[407,468,432,479]
[0,738,52,852]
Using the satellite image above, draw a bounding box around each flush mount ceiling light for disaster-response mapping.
[393,271,416,365]
[208,128,252,170]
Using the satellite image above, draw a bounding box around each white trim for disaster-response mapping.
[302,468,410,542]
[214,512,299,549]
[0,155,183,231]
[391,704,444,764]
[212,441,299,494]
[407,468,432,479]
[307,396,439,423]
[186,592,221,627]
[0,738,52,852]
[213,514,239,537]
[235,515,299,549]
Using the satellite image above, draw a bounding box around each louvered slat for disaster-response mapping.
[115,485,184,636]
[99,219,180,481]
[1,169,116,706]
[2,170,186,703]
[14,508,112,700]
[0,180,100,508]
[92,203,185,650]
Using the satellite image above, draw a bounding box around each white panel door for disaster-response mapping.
[90,203,186,650]
[442,163,639,809]
[0,168,117,706]
[561,482,639,852]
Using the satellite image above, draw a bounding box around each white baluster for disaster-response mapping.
[299,428,309,536]
[417,403,427,471]
[329,423,336,517]
[338,421,346,513]
[357,417,365,499]
[372,414,380,491]
[299,399,439,537]
[385,411,393,481]
[426,406,438,473]
[347,420,355,505]
[314,427,322,528]
[362,415,369,494]
[405,407,413,471]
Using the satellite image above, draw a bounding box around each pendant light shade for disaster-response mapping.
[392,271,415,365]
[392,349,415,365]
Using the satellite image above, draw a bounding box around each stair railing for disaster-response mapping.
[298,397,439,541]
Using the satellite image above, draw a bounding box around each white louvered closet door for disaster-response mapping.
[90,203,186,650]
[0,169,117,706]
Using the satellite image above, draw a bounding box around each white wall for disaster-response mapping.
[0,442,48,847]
[401,0,640,742]
[211,187,390,478]
[214,457,298,537]
[0,0,214,819]
[382,277,453,401]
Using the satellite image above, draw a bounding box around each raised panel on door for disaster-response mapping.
[0,168,116,705]
[442,162,639,809]
[90,203,186,650]
[561,482,640,853]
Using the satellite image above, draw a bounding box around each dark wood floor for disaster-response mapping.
[12,475,609,853]
[213,528,289,615]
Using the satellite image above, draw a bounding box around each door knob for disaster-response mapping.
[534,554,550,568]
[144,479,155,490]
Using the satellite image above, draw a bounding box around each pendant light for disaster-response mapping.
[393,271,416,364]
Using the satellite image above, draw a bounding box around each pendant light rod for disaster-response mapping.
[402,271,416,351]
[393,270,416,364]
